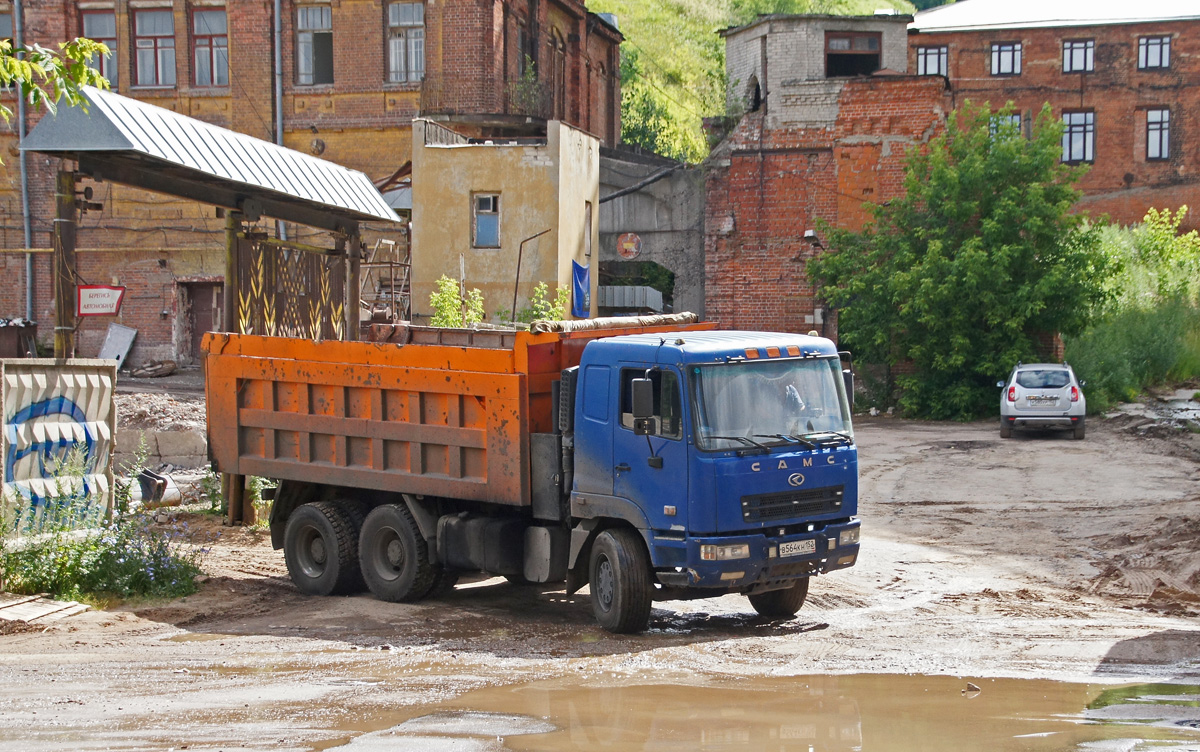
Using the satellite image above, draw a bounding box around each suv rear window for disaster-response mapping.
[1015,370,1070,389]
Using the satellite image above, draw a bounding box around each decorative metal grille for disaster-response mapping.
[237,238,345,340]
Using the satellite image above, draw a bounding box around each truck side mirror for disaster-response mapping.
[631,378,654,418]
[842,369,854,410]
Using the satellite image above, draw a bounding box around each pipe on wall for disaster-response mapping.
[15,0,33,320]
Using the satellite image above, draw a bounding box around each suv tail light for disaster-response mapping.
[1007,386,1016,402]
[1070,386,1079,402]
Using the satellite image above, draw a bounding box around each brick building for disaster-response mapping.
[0,0,620,364]
[704,14,949,334]
[909,0,1200,228]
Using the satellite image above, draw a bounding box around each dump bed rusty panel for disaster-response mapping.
[204,333,529,505]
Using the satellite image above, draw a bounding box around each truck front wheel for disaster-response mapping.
[748,577,810,619]
[359,504,435,602]
[589,529,652,634]
[283,501,362,596]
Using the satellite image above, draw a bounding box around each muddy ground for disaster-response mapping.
[2,410,1200,750]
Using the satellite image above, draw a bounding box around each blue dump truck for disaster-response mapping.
[205,315,860,633]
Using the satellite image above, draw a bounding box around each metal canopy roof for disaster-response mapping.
[22,86,399,234]
[912,0,1200,32]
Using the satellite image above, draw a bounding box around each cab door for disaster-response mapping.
[612,366,688,531]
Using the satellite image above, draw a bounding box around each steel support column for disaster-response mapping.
[53,169,77,359]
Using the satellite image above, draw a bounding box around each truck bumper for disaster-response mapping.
[650,519,861,590]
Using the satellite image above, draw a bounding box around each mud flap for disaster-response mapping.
[565,524,598,595]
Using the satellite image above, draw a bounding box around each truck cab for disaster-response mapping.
[567,331,860,631]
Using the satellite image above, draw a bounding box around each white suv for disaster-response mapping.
[998,363,1086,440]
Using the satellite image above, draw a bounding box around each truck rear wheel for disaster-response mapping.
[589,528,652,634]
[748,577,810,619]
[359,504,435,602]
[283,501,362,596]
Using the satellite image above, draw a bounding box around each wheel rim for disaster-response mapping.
[296,525,327,579]
[595,554,615,612]
[368,526,404,583]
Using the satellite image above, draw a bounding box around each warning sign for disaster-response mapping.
[77,285,127,317]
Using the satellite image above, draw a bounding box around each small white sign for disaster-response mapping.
[77,286,127,317]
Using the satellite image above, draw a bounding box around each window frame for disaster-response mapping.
[989,112,1023,138]
[296,5,334,86]
[1146,107,1170,161]
[916,45,948,77]
[1062,39,1094,73]
[1138,35,1170,70]
[386,2,425,84]
[133,8,177,88]
[81,10,118,88]
[191,7,228,88]
[472,193,501,249]
[1061,110,1095,164]
[990,41,1022,76]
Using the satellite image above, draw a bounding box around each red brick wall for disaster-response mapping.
[705,76,949,337]
[910,19,1200,229]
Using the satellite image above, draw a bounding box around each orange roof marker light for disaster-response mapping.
[744,348,760,359]
[765,346,781,358]
[786,345,801,357]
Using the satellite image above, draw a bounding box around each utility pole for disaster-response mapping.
[53,169,77,359]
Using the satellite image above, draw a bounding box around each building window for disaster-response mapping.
[826,32,881,77]
[134,10,176,87]
[387,2,424,83]
[1147,108,1170,160]
[82,11,118,87]
[1062,39,1093,73]
[990,42,1022,76]
[192,9,228,87]
[473,194,500,248]
[1062,111,1095,164]
[916,45,948,76]
[990,113,1023,137]
[1138,35,1170,70]
[297,6,333,85]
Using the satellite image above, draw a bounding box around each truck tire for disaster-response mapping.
[1073,417,1086,440]
[589,528,653,634]
[748,577,810,619]
[424,568,459,599]
[283,501,362,596]
[359,504,436,602]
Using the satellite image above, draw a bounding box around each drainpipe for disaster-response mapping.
[15,0,34,320]
[273,0,288,241]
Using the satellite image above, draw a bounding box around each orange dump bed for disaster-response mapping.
[203,322,710,507]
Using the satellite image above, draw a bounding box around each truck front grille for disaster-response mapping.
[741,485,844,523]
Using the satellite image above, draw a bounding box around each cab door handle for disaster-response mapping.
[615,463,631,472]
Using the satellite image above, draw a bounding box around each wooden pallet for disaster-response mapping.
[0,593,90,622]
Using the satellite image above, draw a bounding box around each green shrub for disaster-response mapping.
[0,453,206,602]
[516,282,570,323]
[429,275,485,327]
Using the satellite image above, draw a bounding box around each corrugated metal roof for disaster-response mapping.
[912,0,1200,32]
[22,86,399,227]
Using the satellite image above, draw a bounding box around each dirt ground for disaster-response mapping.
[2,407,1200,750]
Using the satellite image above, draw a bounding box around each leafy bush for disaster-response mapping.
[516,282,570,323]
[0,453,205,602]
[811,102,1113,420]
[1064,207,1200,412]
[429,275,485,327]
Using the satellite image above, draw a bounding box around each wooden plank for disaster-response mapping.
[39,603,91,621]
[0,593,43,609]
[1,598,77,622]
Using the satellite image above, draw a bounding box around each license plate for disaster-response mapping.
[779,539,816,558]
[1029,398,1056,406]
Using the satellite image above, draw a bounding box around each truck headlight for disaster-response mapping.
[839,528,860,547]
[700,544,750,561]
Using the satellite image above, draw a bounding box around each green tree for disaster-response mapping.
[429,276,485,328]
[0,37,109,125]
[810,102,1114,419]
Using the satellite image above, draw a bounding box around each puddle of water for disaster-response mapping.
[332,675,1200,752]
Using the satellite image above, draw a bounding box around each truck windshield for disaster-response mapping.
[691,356,853,452]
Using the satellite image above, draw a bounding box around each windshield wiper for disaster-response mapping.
[754,434,817,449]
[704,435,770,453]
[800,430,854,445]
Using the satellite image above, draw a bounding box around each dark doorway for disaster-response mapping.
[826,32,881,77]
[183,282,223,365]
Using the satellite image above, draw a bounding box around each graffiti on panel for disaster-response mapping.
[1,363,115,533]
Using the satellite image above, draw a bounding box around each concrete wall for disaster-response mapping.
[598,148,705,316]
[411,119,599,320]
